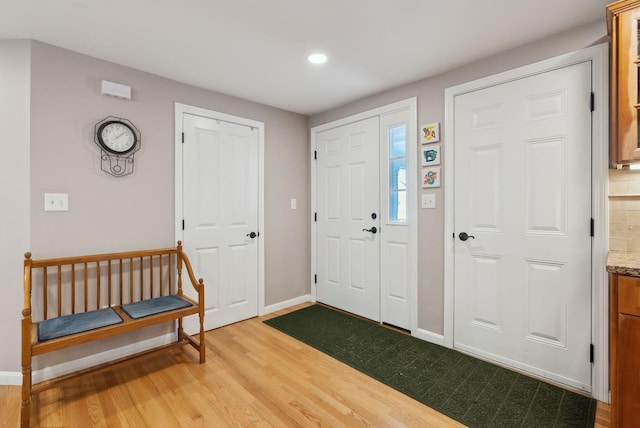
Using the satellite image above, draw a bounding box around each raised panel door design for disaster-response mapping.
[229,245,249,306]
[196,247,219,310]
[316,117,380,321]
[454,61,592,392]
[326,237,340,285]
[525,90,566,122]
[525,137,567,235]
[183,113,259,330]
[471,145,503,232]
[349,239,365,291]
[470,255,502,332]
[471,103,503,131]
[386,242,408,301]
[349,162,365,220]
[326,166,340,220]
[525,260,566,347]
[194,128,220,228]
[228,133,253,226]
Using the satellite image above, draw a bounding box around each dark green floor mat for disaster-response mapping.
[264,304,596,428]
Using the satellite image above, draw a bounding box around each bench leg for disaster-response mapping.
[177,318,184,341]
[198,312,205,363]
[21,364,31,428]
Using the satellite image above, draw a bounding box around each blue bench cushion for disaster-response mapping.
[121,295,192,320]
[37,307,123,342]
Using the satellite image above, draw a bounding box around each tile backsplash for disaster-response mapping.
[609,169,640,252]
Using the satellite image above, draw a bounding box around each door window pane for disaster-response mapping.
[388,125,407,223]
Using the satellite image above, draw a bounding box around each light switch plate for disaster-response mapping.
[44,193,69,211]
[421,194,435,209]
[290,198,297,209]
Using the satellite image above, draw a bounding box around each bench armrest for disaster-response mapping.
[176,242,204,299]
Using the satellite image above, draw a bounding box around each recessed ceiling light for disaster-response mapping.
[308,53,328,64]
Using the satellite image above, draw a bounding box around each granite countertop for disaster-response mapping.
[607,251,640,276]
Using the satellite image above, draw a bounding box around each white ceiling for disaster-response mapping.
[0,0,609,115]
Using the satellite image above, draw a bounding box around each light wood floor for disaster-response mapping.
[2,303,610,427]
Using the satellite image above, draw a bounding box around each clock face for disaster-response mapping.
[98,121,137,154]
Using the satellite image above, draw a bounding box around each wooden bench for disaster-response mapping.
[20,241,205,427]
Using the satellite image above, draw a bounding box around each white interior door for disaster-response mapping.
[182,113,259,330]
[316,117,381,321]
[453,61,593,391]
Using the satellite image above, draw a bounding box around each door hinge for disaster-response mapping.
[314,274,317,284]
[590,344,594,363]
[314,212,317,222]
[314,150,317,160]
[590,218,594,237]
[181,132,185,143]
[182,219,185,230]
[590,92,595,112]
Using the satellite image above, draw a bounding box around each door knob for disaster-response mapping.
[246,231,258,239]
[362,226,378,234]
[459,232,475,241]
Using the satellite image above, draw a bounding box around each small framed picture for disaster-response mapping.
[422,167,441,188]
[421,144,441,166]
[421,122,440,144]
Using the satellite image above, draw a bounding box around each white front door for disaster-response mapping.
[453,61,593,391]
[182,113,259,330]
[316,117,381,321]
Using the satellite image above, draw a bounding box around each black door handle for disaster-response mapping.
[459,232,475,241]
[246,231,258,239]
[362,226,377,234]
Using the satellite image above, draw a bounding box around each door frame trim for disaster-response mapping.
[443,43,609,401]
[174,103,266,316]
[310,97,418,331]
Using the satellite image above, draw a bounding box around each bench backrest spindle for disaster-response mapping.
[84,262,88,312]
[71,265,75,315]
[96,262,101,310]
[57,267,62,318]
[42,266,47,321]
[107,260,112,308]
[159,255,163,297]
[139,256,143,300]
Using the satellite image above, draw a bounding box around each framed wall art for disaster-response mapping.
[422,167,441,188]
[421,122,440,144]
[421,144,441,166]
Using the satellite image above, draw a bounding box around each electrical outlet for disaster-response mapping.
[44,193,69,211]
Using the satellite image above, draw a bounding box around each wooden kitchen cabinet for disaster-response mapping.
[608,0,640,167]
[610,273,640,427]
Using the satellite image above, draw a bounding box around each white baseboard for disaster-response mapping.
[412,327,446,347]
[261,294,312,315]
[0,371,22,386]
[31,332,176,384]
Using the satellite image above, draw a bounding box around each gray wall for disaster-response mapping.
[310,20,608,335]
[0,40,31,381]
[1,40,310,374]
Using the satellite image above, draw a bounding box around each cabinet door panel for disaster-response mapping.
[619,275,640,316]
[618,314,640,425]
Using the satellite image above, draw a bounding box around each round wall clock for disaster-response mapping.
[93,116,142,177]
[97,120,138,154]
